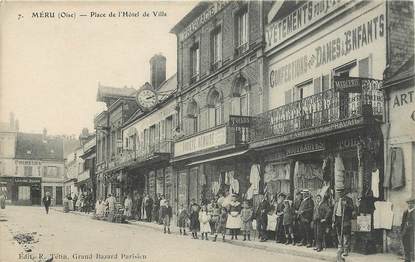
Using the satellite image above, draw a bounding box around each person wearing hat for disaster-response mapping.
[401,197,414,262]
[293,190,304,244]
[256,194,271,242]
[275,193,287,243]
[226,194,242,240]
[313,194,331,252]
[332,188,354,257]
[298,189,314,247]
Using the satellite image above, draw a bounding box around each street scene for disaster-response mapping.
[0,0,414,262]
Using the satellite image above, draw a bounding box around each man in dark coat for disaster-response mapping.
[275,193,286,243]
[332,189,354,257]
[293,190,303,244]
[401,197,415,262]
[145,196,153,222]
[256,194,270,242]
[298,190,314,247]
[314,194,331,252]
[42,192,52,214]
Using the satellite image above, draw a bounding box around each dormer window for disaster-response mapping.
[26,150,31,154]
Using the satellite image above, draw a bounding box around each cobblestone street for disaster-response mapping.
[0,206,324,262]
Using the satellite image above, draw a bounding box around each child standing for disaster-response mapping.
[160,200,172,234]
[177,204,189,235]
[240,201,253,241]
[283,198,295,245]
[189,203,200,239]
[214,207,228,242]
[199,205,211,240]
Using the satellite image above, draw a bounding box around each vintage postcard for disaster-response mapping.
[0,0,414,262]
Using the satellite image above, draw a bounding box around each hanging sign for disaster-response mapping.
[333,76,383,93]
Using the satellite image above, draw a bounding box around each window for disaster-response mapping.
[165,116,173,140]
[18,186,30,200]
[231,77,249,116]
[24,166,33,177]
[207,90,223,128]
[185,100,199,134]
[44,166,58,178]
[211,27,222,70]
[295,80,313,100]
[235,7,248,53]
[191,43,200,78]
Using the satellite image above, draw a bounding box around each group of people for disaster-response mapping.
[255,188,354,256]
[66,190,94,213]
[176,193,254,242]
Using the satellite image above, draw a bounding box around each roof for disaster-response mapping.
[96,84,136,102]
[15,133,64,161]
[170,2,209,34]
[384,55,415,88]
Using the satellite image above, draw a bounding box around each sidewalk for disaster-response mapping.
[0,211,27,262]
[52,208,401,262]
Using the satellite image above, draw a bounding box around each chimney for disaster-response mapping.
[42,128,47,139]
[9,112,15,129]
[15,119,19,132]
[79,128,90,145]
[150,54,166,90]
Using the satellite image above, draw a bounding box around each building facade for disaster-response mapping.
[95,83,139,202]
[13,129,64,206]
[170,0,271,214]
[382,0,414,256]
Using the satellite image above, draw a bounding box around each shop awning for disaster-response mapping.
[186,150,250,166]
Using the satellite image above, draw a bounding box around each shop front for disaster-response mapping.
[172,122,253,219]
[0,176,41,205]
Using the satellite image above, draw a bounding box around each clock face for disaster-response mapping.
[136,89,157,110]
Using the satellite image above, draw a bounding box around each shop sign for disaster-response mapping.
[334,76,383,93]
[269,9,385,89]
[286,141,325,156]
[178,1,229,42]
[0,177,41,184]
[16,160,42,166]
[266,0,349,51]
[174,126,227,157]
[336,137,360,150]
[228,115,253,127]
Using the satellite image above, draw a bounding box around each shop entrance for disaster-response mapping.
[31,184,41,205]
[56,186,63,205]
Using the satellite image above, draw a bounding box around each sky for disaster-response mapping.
[0,1,196,136]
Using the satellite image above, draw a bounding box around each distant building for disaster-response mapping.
[11,128,64,206]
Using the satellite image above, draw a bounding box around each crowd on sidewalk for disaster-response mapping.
[85,188,414,262]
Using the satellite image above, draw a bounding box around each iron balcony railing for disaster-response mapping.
[119,140,173,165]
[251,85,383,142]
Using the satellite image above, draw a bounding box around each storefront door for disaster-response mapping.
[178,170,188,210]
[31,183,41,205]
[56,186,63,205]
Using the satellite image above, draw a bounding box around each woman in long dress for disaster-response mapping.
[124,195,133,218]
[226,194,242,240]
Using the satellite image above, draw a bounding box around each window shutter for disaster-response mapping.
[208,107,216,128]
[359,57,370,78]
[285,89,292,104]
[322,74,330,91]
[231,97,241,115]
[314,77,322,94]
[160,120,165,142]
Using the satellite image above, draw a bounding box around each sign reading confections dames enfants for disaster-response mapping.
[178,1,229,42]
[267,2,386,109]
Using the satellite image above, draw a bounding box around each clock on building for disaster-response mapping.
[136,87,158,111]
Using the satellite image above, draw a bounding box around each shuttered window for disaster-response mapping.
[359,57,370,78]
[314,77,322,94]
[322,74,330,91]
[285,89,292,104]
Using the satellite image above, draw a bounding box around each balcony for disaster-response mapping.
[173,115,253,158]
[250,87,383,147]
[119,140,173,166]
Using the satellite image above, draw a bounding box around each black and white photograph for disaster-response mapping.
[0,0,414,261]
